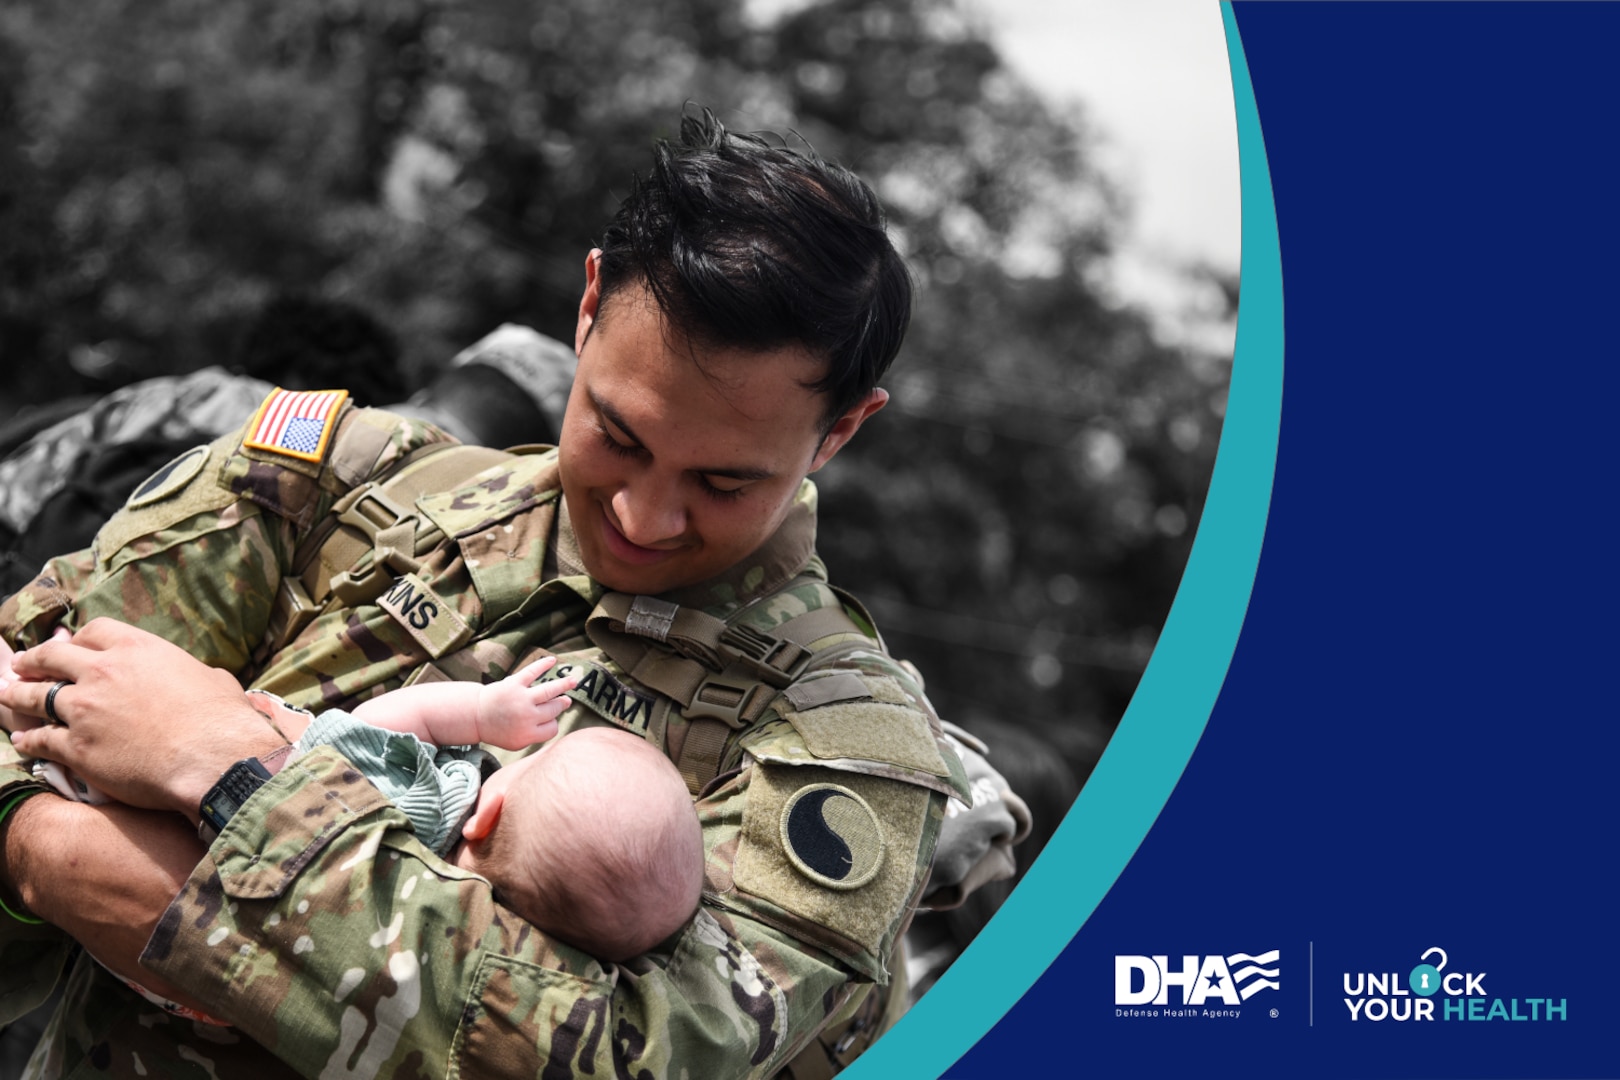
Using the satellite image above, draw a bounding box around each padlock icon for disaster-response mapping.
[1409,946,1446,997]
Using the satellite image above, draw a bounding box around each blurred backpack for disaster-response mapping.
[1,295,411,596]
[0,319,582,597]
[0,368,274,595]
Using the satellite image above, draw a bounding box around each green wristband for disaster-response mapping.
[0,788,47,924]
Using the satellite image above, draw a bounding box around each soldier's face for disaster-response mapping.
[558,253,886,595]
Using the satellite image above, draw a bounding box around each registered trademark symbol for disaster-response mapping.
[1269,1008,1279,1018]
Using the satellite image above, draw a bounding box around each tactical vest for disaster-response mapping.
[269,435,927,1074]
[275,435,901,788]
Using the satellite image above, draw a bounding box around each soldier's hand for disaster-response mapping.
[0,618,285,816]
[474,655,577,750]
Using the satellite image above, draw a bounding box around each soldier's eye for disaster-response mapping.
[699,476,747,501]
[598,430,640,459]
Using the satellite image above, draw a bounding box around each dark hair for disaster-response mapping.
[596,107,913,428]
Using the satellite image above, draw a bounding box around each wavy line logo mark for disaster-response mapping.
[1115,950,1280,1010]
[1230,951,1282,1000]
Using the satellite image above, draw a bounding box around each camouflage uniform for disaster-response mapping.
[0,396,968,1079]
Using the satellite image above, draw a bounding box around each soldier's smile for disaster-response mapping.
[557,257,881,596]
[598,506,687,567]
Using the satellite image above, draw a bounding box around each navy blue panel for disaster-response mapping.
[944,4,1620,1076]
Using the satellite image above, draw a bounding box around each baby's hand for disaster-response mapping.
[0,627,59,738]
[474,656,578,750]
[0,634,18,736]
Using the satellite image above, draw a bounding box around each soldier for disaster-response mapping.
[0,107,969,1079]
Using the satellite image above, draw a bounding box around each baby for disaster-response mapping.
[268,660,706,965]
[276,658,705,963]
[1,644,705,1021]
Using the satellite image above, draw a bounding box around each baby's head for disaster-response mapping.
[456,725,705,962]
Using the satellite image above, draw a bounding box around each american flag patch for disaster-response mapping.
[242,388,349,462]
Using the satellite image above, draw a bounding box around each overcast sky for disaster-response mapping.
[743,0,1241,333]
[981,0,1239,273]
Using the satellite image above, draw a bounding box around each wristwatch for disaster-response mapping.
[196,744,294,844]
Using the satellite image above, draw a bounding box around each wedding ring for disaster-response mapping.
[43,680,70,725]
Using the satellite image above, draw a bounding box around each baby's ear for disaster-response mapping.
[462,791,506,842]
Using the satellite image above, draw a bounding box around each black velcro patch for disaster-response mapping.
[126,445,210,509]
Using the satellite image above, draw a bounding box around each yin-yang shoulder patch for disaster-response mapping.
[779,783,886,890]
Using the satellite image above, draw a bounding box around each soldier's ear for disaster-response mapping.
[575,250,604,355]
[462,791,506,842]
[809,388,888,473]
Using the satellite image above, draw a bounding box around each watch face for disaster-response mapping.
[199,757,273,835]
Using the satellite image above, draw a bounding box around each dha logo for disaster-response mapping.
[1342,946,1566,1022]
[1115,951,1280,1006]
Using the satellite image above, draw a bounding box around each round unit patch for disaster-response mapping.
[126,445,210,509]
[780,783,885,890]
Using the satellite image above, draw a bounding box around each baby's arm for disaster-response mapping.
[0,634,18,734]
[350,656,576,750]
[0,628,57,736]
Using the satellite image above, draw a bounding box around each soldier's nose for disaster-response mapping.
[611,485,686,548]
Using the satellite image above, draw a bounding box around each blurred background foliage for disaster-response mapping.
[0,0,1232,795]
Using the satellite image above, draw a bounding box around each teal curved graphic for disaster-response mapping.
[845,5,1283,1076]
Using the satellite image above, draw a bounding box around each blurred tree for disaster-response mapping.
[753,0,1230,774]
[0,0,1230,786]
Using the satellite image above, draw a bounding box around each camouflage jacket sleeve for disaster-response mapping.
[2,548,85,1019]
[1,549,105,1023]
[142,746,875,1080]
[1,404,453,669]
[0,776,75,1025]
[0,402,453,1024]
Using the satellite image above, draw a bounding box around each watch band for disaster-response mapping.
[197,745,294,845]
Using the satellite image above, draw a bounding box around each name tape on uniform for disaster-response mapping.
[379,573,471,659]
[540,660,656,734]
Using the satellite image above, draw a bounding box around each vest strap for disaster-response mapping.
[587,578,874,796]
[262,442,513,656]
